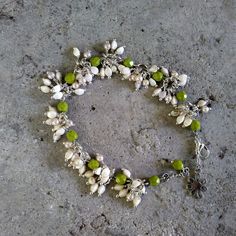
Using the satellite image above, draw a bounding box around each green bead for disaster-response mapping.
[90,56,101,67]
[123,57,134,68]
[176,91,187,101]
[148,175,160,186]
[88,159,100,170]
[191,119,201,132]
[64,72,75,84]
[115,173,127,185]
[152,71,164,82]
[57,101,69,112]
[172,160,184,171]
[66,130,78,142]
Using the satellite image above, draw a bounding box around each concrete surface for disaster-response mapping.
[0,0,235,235]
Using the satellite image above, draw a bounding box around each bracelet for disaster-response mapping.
[39,39,211,208]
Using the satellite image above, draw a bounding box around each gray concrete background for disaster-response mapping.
[0,0,235,235]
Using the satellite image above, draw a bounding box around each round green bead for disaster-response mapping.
[176,91,187,101]
[115,173,127,185]
[172,160,184,171]
[191,119,201,132]
[123,57,134,68]
[88,159,100,170]
[57,101,69,112]
[90,56,101,67]
[66,130,78,142]
[148,175,160,186]
[152,71,163,82]
[64,72,75,84]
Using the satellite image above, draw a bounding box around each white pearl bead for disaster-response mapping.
[90,66,99,75]
[100,68,105,78]
[72,82,80,89]
[142,79,149,88]
[87,177,96,185]
[73,159,84,169]
[113,184,124,191]
[149,65,158,72]
[100,175,110,184]
[84,171,94,178]
[133,196,142,207]
[111,66,117,72]
[169,110,179,117]
[79,165,86,175]
[118,189,128,198]
[183,117,192,127]
[197,100,207,107]
[65,149,74,161]
[120,67,131,76]
[44,118,53,125]
[176,115,186,125]
[74,88,85,96]
[51,84,61,93]
[101,167,110,177]
[104,41,111,51]
[178,74,188,86]
[111,39,118,50]
[105,67,112,77]
[122,169,131,178]
[83,50,91,58]
[79,77,87,85]
[149,78,157,87]
[158,91,167,100]
[96,154,104,162]
[98,185,106,196]
[94,167,102,175]
[115,46,124,55]
[51,118,59,126]
[40,86,50,93]
[46,110,57,119]
[52,92,63,100]
[161,67,169,76]
[171,96,178,106]
[56,71,62,81]
[152,88,161,97]
[55,128,65,136]
[47,72,55,79]
[90,183,98,194]
[84,73,93,83]
[42,78,51,86]
[53,134,61,142]
[73,47,80,57]
[202,106,210,113]
[171,71,179,77]
[135,74,143,81]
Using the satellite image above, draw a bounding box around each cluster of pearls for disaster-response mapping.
[63,142,115,196]
[44,106,74,142]
[40,71,67,100]
[152,73,187,105]
[112,169,146,207]
[39,39,211,207]
[169,100,211,128]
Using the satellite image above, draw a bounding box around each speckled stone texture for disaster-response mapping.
[0,0,235,235]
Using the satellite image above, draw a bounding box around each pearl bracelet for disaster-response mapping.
[40,39,211,208]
